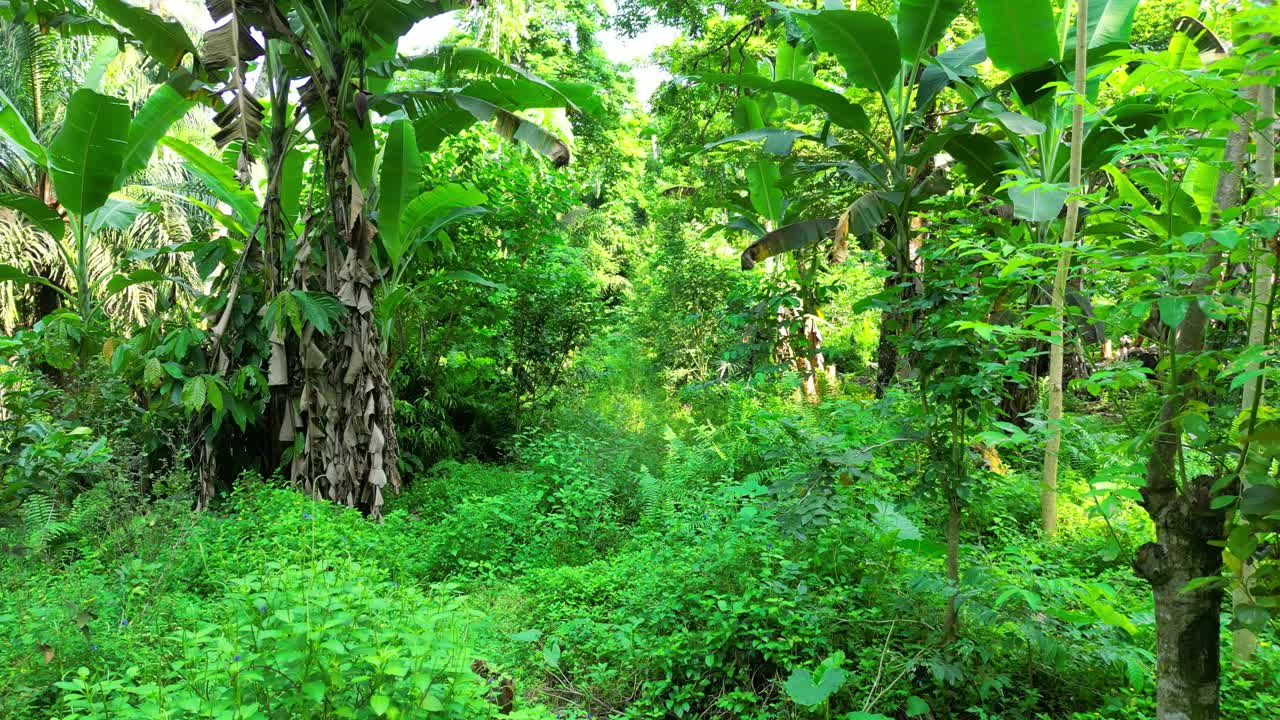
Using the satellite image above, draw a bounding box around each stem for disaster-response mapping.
[1233,42,1277,665]
[1040,0,1089,538]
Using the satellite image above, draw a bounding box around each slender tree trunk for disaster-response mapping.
[1135,80,1256,720]
[1041,0,1089,538]
[1232,46,1276,666]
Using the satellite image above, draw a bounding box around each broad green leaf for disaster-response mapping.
[734,97,766,132]
[0,193,64,238]
[782,664,848,706]
[768,80,869,131]
[1103,165,1152,210]
[1008,181,1068,222]
[1158,296,1190,330]
[0,87,47,167]
[917,36,987,110]
[401,184,488,251]
[0,263,37,284]
[86,196,150,233]
[117,75,196,184]
[95,0,197,68]
[975,0,1059,74]
[413,206,487,247]
[746,161,783,227]
[845,191,888,237]
[898,0,964,63]
[362,0,471,45]
[741,218,838,270]
[459,77,579,113]
[703,128,809,156]
[48,89,131,217]
[1240,485,1280,517]
[800,11,901,96]
[995,111,1046,136]
[82,37,119,92]
[378,120,423,267]
[775,39,814,84]
[370,695,390,716]
[181,376,206,413]
[280,150,306,231]
[906,696,931,717]
[105,268,165,294]
[349,114,376,190]
[1067,0,1140,52]
[945,133,1016,189]
[442,270,507,290]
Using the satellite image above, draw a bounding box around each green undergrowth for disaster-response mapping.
[4,333,1277,719]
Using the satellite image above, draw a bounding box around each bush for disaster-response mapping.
[52,559,504,720]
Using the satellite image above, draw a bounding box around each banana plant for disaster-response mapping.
[33,0,593,517]
[695,2,979,391]
[0,75,196,323]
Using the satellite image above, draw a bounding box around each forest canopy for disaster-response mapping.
[1,0,1279,719]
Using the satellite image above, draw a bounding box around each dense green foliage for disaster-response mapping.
[2,0,1280,718]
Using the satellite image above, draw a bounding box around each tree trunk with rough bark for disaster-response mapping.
[1134,79,1255,720]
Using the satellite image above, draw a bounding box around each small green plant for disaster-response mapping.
[54,559,501,719]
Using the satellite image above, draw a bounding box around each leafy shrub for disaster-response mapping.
[53,559,504,720]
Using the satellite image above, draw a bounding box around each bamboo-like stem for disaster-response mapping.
[1232,44,1276,666]
[1041,0,1089,537]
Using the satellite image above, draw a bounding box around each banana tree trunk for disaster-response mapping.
[285,76,401,518]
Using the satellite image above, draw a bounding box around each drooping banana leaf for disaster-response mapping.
[1064,0,1140,62]
[202,0,266,163]
[358,0,474,46]
[1170,15,1232,67]
[47,89,131,217]
[453,95,572,167]
[702,128,813,157]
[689,73,871,131]
[0,87,47,168]
[396,184,488,265]
[86,195,153,233]
[160,137,260,228]
[116,73,197,185]
[916,36,986,111]
[458,77,582,114]
[742,218,838,270]
[0,192,63,238]
[945,133,1017,191]
[95,0,196,68]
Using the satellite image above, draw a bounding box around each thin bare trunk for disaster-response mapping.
[1041,0,1089,538]
[1232,54,1276,666]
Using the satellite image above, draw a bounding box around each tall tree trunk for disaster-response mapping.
[1134,79,1256,720]
[1232,45,1276,666]
[1041,0,1089,538]
[1135,482,1227,720]
[285,69,401,518]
